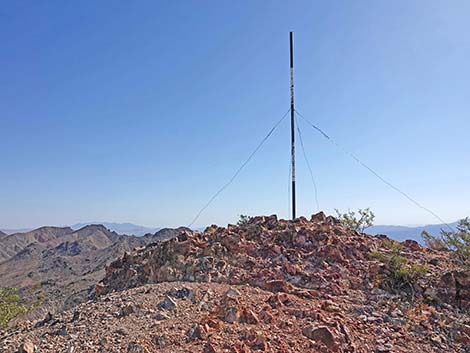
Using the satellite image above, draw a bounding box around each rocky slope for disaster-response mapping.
[0,225,188,320]
[2,214,469,352]
[0,227,73,263]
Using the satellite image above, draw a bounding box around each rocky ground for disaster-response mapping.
[1,213,469,352]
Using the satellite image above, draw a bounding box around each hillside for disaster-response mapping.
[0,227,73,263]
[0,225,188,320]
[3,213,469,352]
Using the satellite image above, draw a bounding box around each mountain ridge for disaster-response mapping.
[0,222,160,236]
[367,221,459,243]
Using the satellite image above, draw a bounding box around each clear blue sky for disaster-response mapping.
[1,1,469,229]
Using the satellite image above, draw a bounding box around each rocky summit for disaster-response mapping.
[2,213,470,352]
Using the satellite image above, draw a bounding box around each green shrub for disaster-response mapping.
[0,288,27,328]
[335,208,375,233]
[237,214,252,226]
[368,250,388,263]
[382,239,403,253]
[369,246,428,299]
[422,218,470,266]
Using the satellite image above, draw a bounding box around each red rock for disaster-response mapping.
[218,295,241,323]
[186,323,206,341]
[403,239,421,251]
[233,341,251,353]
[437,270,470,310]
[203,342,218,353]
[263,280,292,293]
[203,318,221,330]
[95,283,107,296]
[240,309,259,324]
[284,262,300,275]
[249,333,268,351]
[302,325,338,351]
[127,342,147,353]
[258,306,274,323]
[18,341,35,353]
[311,212,327,223]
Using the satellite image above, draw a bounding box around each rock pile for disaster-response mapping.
[2,213,469,352]
[100,213,467,310]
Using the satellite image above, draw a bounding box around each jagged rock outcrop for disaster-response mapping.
[99,213,466,311]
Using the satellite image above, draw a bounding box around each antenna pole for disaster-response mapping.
[290,32,296,220]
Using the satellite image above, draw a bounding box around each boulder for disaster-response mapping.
[159,295,177,311]
[18,341,35,353]
[302,325,338,351]
[127,343,146,353]
[437,270,470,310]
[186,323,206,341]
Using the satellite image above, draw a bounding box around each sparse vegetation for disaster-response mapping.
[382,238,403,253]
[0,288,27,328]
[28,283,46,309]
[422,217,470,266]
[335,208,375,232]
[369,242,428,299]
[237,214,252,226]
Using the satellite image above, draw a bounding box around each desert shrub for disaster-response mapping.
[422,218,470,266]
[0,288,27,328]
[237,214,252,226]
[368,250,388,263]
[335,208,375,232]
[382,239,403,253]
[369,246,428,299]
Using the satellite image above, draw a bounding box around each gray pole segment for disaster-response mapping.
[290,32,296,220]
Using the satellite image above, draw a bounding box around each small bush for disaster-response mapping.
[382,239,403,253]
[422,218,470,266]
[0,288,27,328]
[369,245,428,299]
[237,214,252,226]
[335,208,375,233]
[368,250,388,263]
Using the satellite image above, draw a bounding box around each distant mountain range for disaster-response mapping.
[1,222,160,237]
[0,227,36,235]
[367,221,458,243]
[71,222,160,236]
[0,224,189,320]
[2,220,460,242]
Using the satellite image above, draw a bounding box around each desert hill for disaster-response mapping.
[2,213,469,352]
[0,227,73,263]
[0,225,188,320]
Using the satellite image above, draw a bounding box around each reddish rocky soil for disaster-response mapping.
[2,213,469,352]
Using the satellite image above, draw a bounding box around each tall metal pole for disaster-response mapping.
[290,32,296,220]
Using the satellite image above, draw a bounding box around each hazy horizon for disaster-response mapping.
[0,216,462,233]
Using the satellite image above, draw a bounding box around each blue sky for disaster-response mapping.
[1,1,469,229]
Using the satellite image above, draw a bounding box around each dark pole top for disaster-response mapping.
[290,32,294,68]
